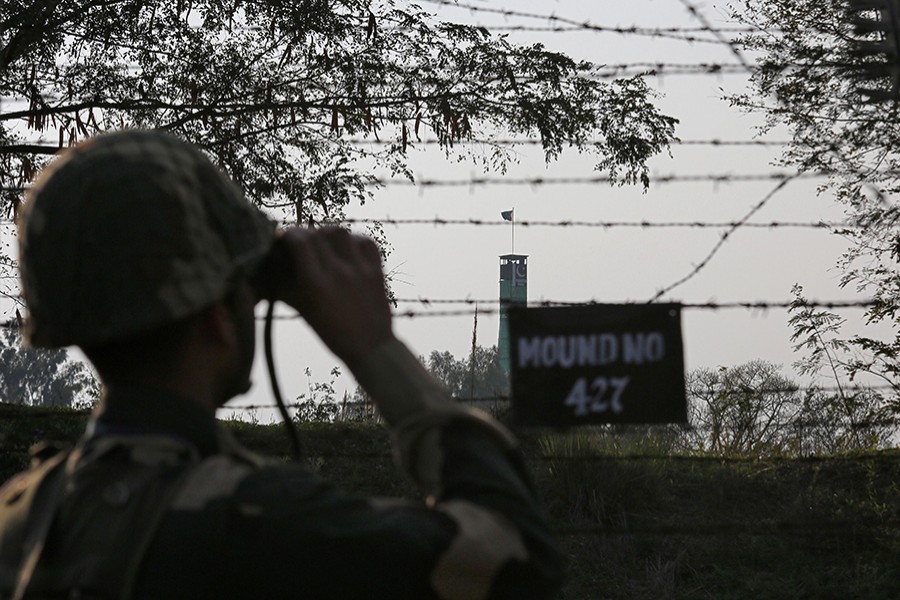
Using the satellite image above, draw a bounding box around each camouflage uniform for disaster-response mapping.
[0,131,564,599]
[2,342,564,599]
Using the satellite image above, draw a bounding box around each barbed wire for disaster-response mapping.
[0,441,892,476]
[0,136,795,162]
[648,136,865,302]
[0,171,856,197]
[2,400,897,430]
[219,387,899,413]
[0,436,895,468]
[583,64,743,78]
[86,7,767,39]
[385,298,880,309]
[541,452,900,465]
[241,298,879,320]
[552,518,899,537]
[0,215,858,229]
[0,299,881,329]
[343,218,853,229]
[175,21,765,36]
[0,63,754,93]
[366,171,884,187]
[88,15,761,36]
[7,4,772,49]
[4,58,874,108]
[650,177,792,301]
[341,136,793,147]
[3,391,897,435]
[678,0,753,70]
[416,0,751,46]
[474,25,766,35]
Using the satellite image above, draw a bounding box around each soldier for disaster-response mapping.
[0,130,564,599]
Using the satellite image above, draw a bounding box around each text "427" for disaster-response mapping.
[564,377,630,416]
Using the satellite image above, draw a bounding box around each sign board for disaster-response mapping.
[509,304,687,426]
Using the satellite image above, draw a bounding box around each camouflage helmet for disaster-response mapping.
[19,130,276,348]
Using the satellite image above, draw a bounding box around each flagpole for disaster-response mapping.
[470,303,478,400]
[501,208,515,254]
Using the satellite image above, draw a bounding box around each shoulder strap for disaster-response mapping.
[11,449,71,600]
[118,459,197,600]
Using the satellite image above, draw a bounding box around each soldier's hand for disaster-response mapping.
[275,227,394,368]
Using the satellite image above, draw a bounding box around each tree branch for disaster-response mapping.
[0,144,62,156]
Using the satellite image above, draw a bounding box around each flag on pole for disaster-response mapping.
[502,209,515,253]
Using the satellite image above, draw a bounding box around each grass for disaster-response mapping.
[528,427,899,599]
[1,404,898,599]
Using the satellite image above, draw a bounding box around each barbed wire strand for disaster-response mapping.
[364,171,886,187]
[0,299,880,329]
[0,134,793,150]
[0,171,867,197]
[221,388,899,413]
[677,0,754,70]
[232,297,878,321]
[551,518,899,537]
[649,177,793,302]
[388,297,879,309]
[472,24,768,35]
[0,63,755,92]
[0,216,859,229]
[0,427,896,462]
[417,0,746,46]
[3,58,877,109]
[340,218,854,230]
[97,18,766,36]
[2,409,897,459]
[170,20,768,36]
[339,136,792,147]
[479,25,764,34]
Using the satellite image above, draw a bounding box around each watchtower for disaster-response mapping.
[498,254,527,373]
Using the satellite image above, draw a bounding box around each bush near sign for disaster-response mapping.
[509,304,687,426]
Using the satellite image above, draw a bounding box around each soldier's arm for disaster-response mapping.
[254,227,564,597]
[350,337,566,598]
[140,338,564,599]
